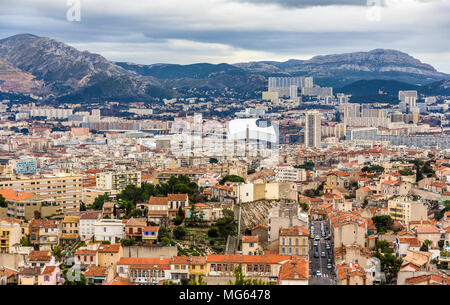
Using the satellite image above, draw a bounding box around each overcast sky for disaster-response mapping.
[0,0,449,72]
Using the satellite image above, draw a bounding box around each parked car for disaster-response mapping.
[321,252,326,258]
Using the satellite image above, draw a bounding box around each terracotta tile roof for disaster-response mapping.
[0,267,18,278]
[170,256,207,265]
[41,266,57,275]
[80,211,101,220]
[143,226,159,232]
[85,266,109,277]
[148,196,168,205]
[28,250,52,262]
[206,254,288,264]
[117,257,171,268]
[415,226,440,234]
[398,237,421,247]
[110,276,133,285]
[97,244,121,253]
[126,217,147,226]
[75,249,97,255]
[336,263,367,281]
[279,225,309,236]
[168,194,188,201]
[278,257,308,281]
[0,189,34,201]
[19,266,41,276]
[242,236,259,243]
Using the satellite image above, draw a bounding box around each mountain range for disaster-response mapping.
[0,34,448,103]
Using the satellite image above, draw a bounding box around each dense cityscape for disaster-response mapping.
[0,0,449,291]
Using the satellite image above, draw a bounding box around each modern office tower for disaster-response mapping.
[305,110,322,148]
[345,127,378,141]
[268,77,313,89]
[290,85,298,100]
[336,93,350,104]
[343,103,360,122]
[301,86,333,97]
[399,90,418,113]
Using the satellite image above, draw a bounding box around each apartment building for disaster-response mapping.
[388,197,428,225]
[0,174,83,214]
[79,211,101,240]
[96,171,141,192]
[279,226,309,258]
[0,218,21,253]
[275,165,306,182]
[28,218,61,251]
[93,219,125,243]
[60,216,79,247]
[268,203,308,242]
[0,189,58,220]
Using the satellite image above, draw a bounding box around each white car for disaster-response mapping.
[316,270,322,276]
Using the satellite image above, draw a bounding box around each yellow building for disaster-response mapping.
[96,171,141,192]
[97,244,123,272]
[60,216,80,247]
[0,189,57,220]
[142,226,159,245]
[242,236,263,255]
[0,174,83,214]
[279,226,309,258]
[170,256,207,282]
[388,197,428,225]
[0,218,22,253]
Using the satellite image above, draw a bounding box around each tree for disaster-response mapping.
[374,252,403,283]
[174,206,185,225]
[0,194,6,208]
[294,161,314,171]
[215,209,237,240]
[158,226,171,242]
[372,215,394,234]
[180,277,190,285]
[20,236,31,247]
[229,265,270,285]
[161,237,171,246]
[91,193,110,210]
[376,240,393,254]
[219,175,245,185]
[362,165,384,174]
[420,240,432,252]
[208,227,219,238]
[173,226,187,240]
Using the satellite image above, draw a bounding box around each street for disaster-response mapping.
[309,220,335,285]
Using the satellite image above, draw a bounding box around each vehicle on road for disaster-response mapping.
[315,235,320,240]
[321,252,326,258]
[327,259,332,264]
[316,270,322,276]
[310,233,315,239]
[325,235,330,240]
[326,243,331,250]
[314,252,319,258]
[313,241,318,246]
[327,264,332,269]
